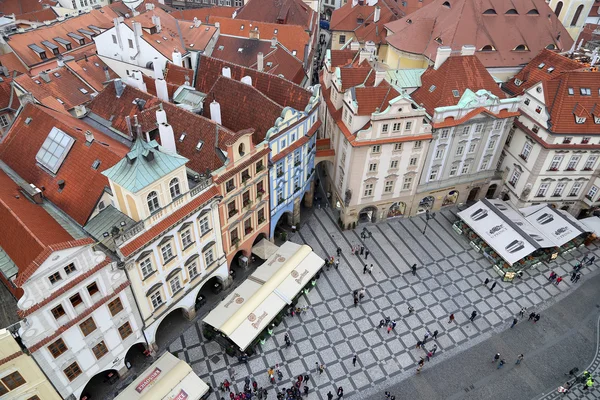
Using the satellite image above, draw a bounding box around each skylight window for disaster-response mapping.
[274,29,278,34]
[452,89,460,97]
[547,67,555,73]
[36,127,75,174]
[92,159,101,170]
[179,133,186,142]
[218,45,224,51]
[580,88,591,96]
[568,87,574,95]
[53,72,61,77]
[196,141,203,151]
[292,50,297,56]
[429,85,436,92]
[79,88,89,94]
[538,63,545,69]
[56,98,64,104]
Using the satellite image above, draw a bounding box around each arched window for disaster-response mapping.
[442,1,450,8]
[546,43,557,50]
[526,9,539,15]
[480,45,496,51]
[571,4,584,26]
[514,44,528,51]
[505,9,518,14]
[147,191,160,213]
[483,9,497,14]
[554,1,563,17]
[169,178,181,199]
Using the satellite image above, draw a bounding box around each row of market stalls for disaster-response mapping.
[454,199,595,281]
[203,241,324,355]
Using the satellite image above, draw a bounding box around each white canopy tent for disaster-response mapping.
[203,242,324,351]
[251,238,279,260]
[580,216,600,236]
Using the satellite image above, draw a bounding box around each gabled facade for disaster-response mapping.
[500,69,600,217]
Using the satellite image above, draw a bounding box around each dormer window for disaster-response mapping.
[357,17,364,24]
[505,9,518,14]
[442,1,450,8]
[594,115,600,124]
[483,8,496,14]
[575,116,586,124]
[513,44,528,51]
[434,37,442,44]
[546,44,557,50]
[527,9,539,15]
[514,78,522,86]
[480,45,495,51]
[28,44,47,60]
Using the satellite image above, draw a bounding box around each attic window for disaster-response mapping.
[79,88,89,94]
[480,45,495,51]
[91,159,101,170]
[513,44,528,51]
[483,9,496,14]
[36,127,75,174]
[240,24,244,30]
[514,78,522,86]
[406,19,412,24]
[179,133,186,142]
[568,87,574,95]
[547,67,555,73]
[274,29,278,34]
[575,116,586,124]
[538,63,545,69]
[452,89,459,97]
[429,85,436,92]
[54,37,72,50]
[357,17,364,24]
[434,37,443,44]
[505,9,518,14]
[580,88,591,96]
[28,44,47,60]
[527,9,539,15]
[442,1,450,8]
[196,141,203,150]
[546,44,557,50]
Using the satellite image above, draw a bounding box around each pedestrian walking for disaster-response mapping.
[391,320,397,330]
[365,249,370,259]
[337,386,344,399]
[319,364,325,375]
[519,307,526,318]
[516,354,524,365]
[510,318,518,328]
[416,357,425,373]
[570,271,577,282]
[470,310,477,322]
[327,392,334,400]
[284,333,291,347]
[548,271,557,281]
[277,369,283,381]
[387,325,392,334]
[304,374,310,384]
[423,331,430,343]
[574,273,581,283]
[448,313,455,323]
[352,354,357,366]
[490,281,497,292]
[353,296,358,307]
[363,264,367,274]
[555,276,563,285]
[534,313,540,323]
[368,264,373,274]
[360,246,364,255]
[416,340,422,349]
[484,278,490,285]
[303,386,309,396]
[528,312,536,321]
[492,353,500,363]
[426,350,433,362]
[432,330,438,339]
[587,255,596,265]
[408,304,414,314]
[497,359,505,369]
[412,264,417,276]
[315,362,319,373]
[432,344,438,356]
[337,247,341,257]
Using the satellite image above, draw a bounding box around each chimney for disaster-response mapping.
[249,27,259,40]
[128,70,147,92]
[222,67,231,78]
[85,130,94,143]
[193,17,201,28]
[103,67,110,82]
[374,6,381,23]
[145,3,155,10]
[114,78,125,98]
[172,48,182,67]
[434,46,452,70]
[39,71,50,83]
[151,15,162,33]
[374,69,385,86]
[113,18,123,49]
[75,105,87,118]
[155,78,169,101]
[352,0,358,7]
[125,115,133,138]
[350,41,359,51]
[157,0,164,4]
[241,76,252,85]
[271,37,277,48]
[152,57,164,79]
[210,100,222,125]
[132,22,142,55]
[461,45,476,56]
[156,104,176,153]
[57,55,64,68]
[57,180,65,191]
[257,52,264,71]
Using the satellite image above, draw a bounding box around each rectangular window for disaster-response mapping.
[440,129,449,139]
[112,34,117,44]
[161,243,174,262]
[181,229,193,248]
[569,182,583,196]
[244,217,253,235]
[409,157,417,166]
[468,143,476,153]
[456,146,464,156]
[390,160,399,169]
[64,362,82,382]
[536,183,550,197]
[392,122,401,132]
[429,169,438,180]
[170,276,182,294]
[199,216,210,235]
[242,190,251,207]
[462,126,470,135]
[227,201,237,218]
[509,169,521,187]
[341,151,346,163]
[505,131,514,146]
[449,165,458,176]
[480,159,489,170]
[494,121,503,130]
[363,183,373,197]
[277,187,284,204]
[48,272,62,285]
[140,258,153,279]
[0,114,9,128]
[372,145,381,153]
[293,151,301,166]
[226,179,235,193]
[276,163,284,177]
[587,186,598,201]
[520,142,533,160]
[384,181,393,193]
[368,163,377,172]
[51,304,66,320]
[566,156,580,171]
[128,39,134,49]
[230,228,239,244]
[118,322,133,340]
[402,176,412,190]
[48,338,68,358]
[80,317,97,336]
[549,155,563,170]
[553,182,566,197]
[108,297,123,316]
[461,163,470,175]
[487,139,496,150]
[150,291,163,309]
[475,124,483,133]
[258,208,265,224]
[69,293,83,308]
[256,160,264,173]
[381,124,389,134]
[64,263,76,275]
[188,262,199,280]
[87,282,99,297]
[339,34,346,44]
[1,372,25,390]
[394,143,402,151]
[92,341,108,360]
[241,169,250,182]
[584,156,598,171]
[435,148,444,159]
[204,248,215,265]
[414,141,422,149]
[405,121,412,131]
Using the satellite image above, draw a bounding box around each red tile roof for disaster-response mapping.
[0,170,95,287]
[208,16,310,61]
[195,55,312,112]
[15,67,95,112]
[0,0,56,16]
[171,6,237,21]
[142,74,179,100]
[6,7,118,68]
[330,49,359,68]
[354,83,401,115]
[134,0,176,13]
[0,103,129,225]
[502,49,582,96]
[384,0,573,69]
[0,77,19,111]
[204,76,284,144]
[542,70,600,134]
[235,0,316,30]
[164,62,194,86]
[15,7,56,22]
[338,65,375,91]
[65,54,118,92]
[330,0,402,44]
[0,52,28,75]
[120,186,220,257]
[411,54,506,116]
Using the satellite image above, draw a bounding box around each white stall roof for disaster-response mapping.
[458,201,536,265]
[581,216,600,236]
[520,205,585,246]
[203,242,324,350]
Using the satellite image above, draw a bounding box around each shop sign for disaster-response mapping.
[136,368,162,393]
[173,390,188,400]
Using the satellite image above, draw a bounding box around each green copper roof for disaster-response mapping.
[385,69,426,89]
[102,139,188,193]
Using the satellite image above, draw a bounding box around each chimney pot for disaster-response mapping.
[257,52,264,71]
[374,6,381,23]
[210,100,222,125]
[114,78,125,98]
[85,130,94,143]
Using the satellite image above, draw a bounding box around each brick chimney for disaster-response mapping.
[249,27,259,40]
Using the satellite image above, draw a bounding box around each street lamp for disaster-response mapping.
[423,209,436,234]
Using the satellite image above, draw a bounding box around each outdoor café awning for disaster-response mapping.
[114,352,209,400]
[520,204,587,246]
[203,242,324,351]
[580,216,600,236]
[251,238,279,260]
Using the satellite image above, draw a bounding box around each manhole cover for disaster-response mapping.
[211,355,221,364]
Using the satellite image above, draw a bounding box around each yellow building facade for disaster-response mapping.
[0,329,61,400]
[548,0,594,40]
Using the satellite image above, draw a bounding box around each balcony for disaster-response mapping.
[581,138,590,144]
[548,167,558,171]
[565,167,576,171]
[583,167,593,171]
[519,154,529,161]
[416,169,502,193]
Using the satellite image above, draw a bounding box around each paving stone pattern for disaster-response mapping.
[167,207,600,400]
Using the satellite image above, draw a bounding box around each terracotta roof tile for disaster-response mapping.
[170,6,237,21]
[411,55,506,116]
[15,7,57,22]
[164,62,194,86]
[384,0,573,69]
[0,103,129,225]
[0,52,27,75]
[502,49,582,95]
[235,0,316,30]
[65,54,118,92]
[120,186,219,257]
[354,83,401,115]
[0,0,56,15]
[339,65,375,91]
[330,49,359,68]
[330,0,402,44]
[542,70,600,134]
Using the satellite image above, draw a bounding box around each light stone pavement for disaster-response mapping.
[167,206,600,400]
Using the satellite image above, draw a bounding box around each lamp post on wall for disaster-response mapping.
[422,209,436,234]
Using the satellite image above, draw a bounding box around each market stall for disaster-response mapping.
[454,199,591,280]
[114,352,210,400]
[203,242,324,354]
